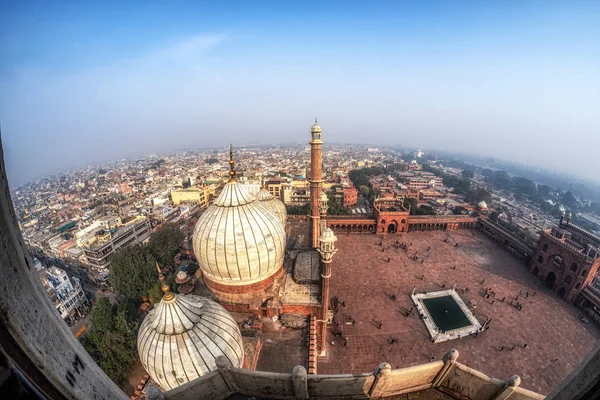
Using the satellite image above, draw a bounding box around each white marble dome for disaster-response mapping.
[137,292,244,391]
[256,187,287,226]
[477,201,488,210]
[192,181,286,287]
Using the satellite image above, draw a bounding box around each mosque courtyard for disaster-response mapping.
[316,229,600,395]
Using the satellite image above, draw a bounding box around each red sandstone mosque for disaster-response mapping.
[131,120,600,397]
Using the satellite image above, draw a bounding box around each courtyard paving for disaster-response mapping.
[317,229,600,395]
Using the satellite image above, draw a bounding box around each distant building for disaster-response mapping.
[265,179,284,199]
[171,187,211,207]
[405,176,442,190]
[152,205,181,225]
[578,213,600,228]
[419,189,443,201]
[343,188,358,207]
[40,266,88,325]
[82,216,151,274]
[120,182,133,195]
[531,213,600,302]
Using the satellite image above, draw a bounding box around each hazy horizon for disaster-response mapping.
[1,1,599,186]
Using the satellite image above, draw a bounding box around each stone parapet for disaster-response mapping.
[159,349,545,400]
[540,231,594,263]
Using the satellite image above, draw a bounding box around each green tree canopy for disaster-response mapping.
[90,296,114,334]
[489,211,500,222]
[481,169,494,179]
[453,206,468,215]
[147,224,184,266]
[537,184,553,198]
[465,187,492,204]
[287,203,310,215]
[402,197,418,213]
[327,192,351,215]
[492,170,512,189]
[81,297,139,385]
[358,185,370,196]
[513,177,537,197]
[561,191,578,209]
[109,246,157,301]
[415,205,437,215]
[461,170,475,179]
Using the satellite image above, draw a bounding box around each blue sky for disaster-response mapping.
[1,1,599,185]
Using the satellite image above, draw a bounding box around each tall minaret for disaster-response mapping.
[309,118,323,248]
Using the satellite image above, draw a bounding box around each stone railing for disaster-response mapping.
[479,219,535,255]
[150,350,545,400]
[563,222,600,248]
[409,215,478,221]
[327,215,375,220]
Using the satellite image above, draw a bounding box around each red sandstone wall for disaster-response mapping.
[530,235,599,302]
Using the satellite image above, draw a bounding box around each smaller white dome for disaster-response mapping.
[319,227,337,242]
[256,187,287,226]
[137,293,244,390]
[477,201,488,210]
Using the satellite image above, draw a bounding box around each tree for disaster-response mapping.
[147,224,184,266]
[537,184,552,198]
[358,185,370,197]
[493,170,512,189]
[489,211,500,222]
[561,191,578,209]
[327,192,351,215]
[402,197,418,214]
[287,203,310,215]
[453,206,468,215]
[513,177,537,197]
[482,169,494,179]
[464,187,492,204]
[415,205,437,215]
[205,157,219,165]
[90,296,114,333]
[109,246,157,301]
[81,297,139,385]
[461,170,475,179]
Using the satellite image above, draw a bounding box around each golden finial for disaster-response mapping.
[228,144,237,182]
[155,261,174,301]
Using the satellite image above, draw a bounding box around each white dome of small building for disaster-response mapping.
[477,201,488,210]
[137,290,244,391]
[256,186,287,226]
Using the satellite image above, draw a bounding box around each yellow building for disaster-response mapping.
[171,187,211,207]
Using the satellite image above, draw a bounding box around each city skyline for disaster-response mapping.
[1,1,599,185]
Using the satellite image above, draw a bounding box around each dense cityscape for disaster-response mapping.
[2,2,599,400]
[8,125,600,397]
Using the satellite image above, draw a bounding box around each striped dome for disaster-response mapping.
[256,188,287,226]
[137,294,243,391]
[192,181,285,286]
